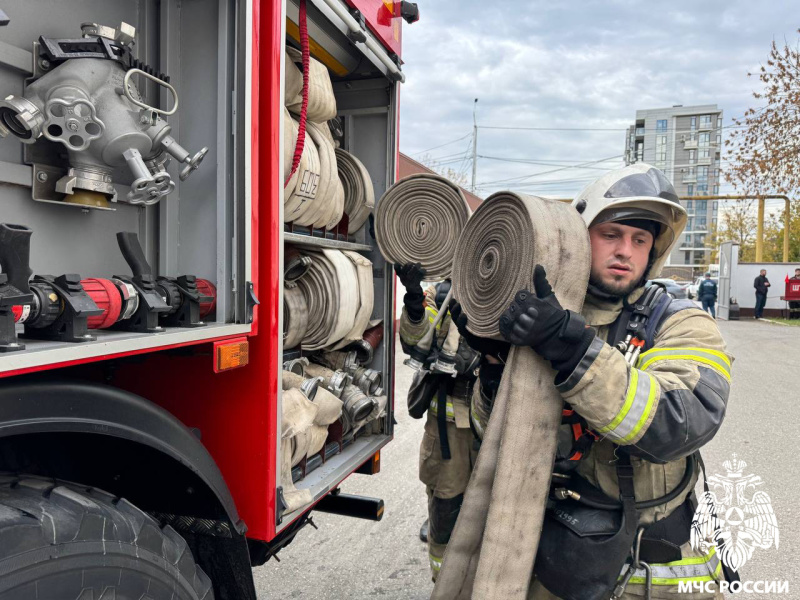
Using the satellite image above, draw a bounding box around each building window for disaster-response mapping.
[697,184,709,194]
[696,200,707,211]
[699,148,710,159]
[656,119,667,132]
[687,217,694,230]
[699,132,710,146]
[697,217,707,230]
[700,115,713,128]
[690,116,697,130]
[717,116,723,129]
[696,234,706,246]
[688,150,696,163]
[686,199,693,209]
[685,252,691,265]
[713,184,719,195]
[687,184,694,196]
[715,134,721,146]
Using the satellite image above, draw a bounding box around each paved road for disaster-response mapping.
[254,318,797,599]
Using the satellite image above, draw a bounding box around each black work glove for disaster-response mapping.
[395,262,426,322]
[450,300,510,360]
[498,265,595,377]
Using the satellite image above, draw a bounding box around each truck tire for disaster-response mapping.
[0,474,214,599]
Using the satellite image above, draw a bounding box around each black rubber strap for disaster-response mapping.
[616,452,638,535]
[437,377,451,460]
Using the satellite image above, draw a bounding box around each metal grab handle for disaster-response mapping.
[123,68,179,116]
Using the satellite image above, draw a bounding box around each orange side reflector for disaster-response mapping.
[372,450,381,474]
[214,338,249,373]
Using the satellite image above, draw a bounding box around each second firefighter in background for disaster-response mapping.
[395,263,480,581]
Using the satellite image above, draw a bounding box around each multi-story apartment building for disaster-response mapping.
[624,104,723,267]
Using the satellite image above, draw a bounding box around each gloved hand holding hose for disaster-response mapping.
[498,265,595,378]
[450,300,509,361]
[394,262,426,322]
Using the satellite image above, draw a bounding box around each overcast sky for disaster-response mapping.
[398,0,798,204]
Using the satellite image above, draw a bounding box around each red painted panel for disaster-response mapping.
[98,0,283,542]
[345,0,402,57]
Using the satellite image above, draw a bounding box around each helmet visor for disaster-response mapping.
[603,168,680,204]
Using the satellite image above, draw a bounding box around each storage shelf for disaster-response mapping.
[0,322,252,376]
[277,432,390,531]
[284,232,371,252]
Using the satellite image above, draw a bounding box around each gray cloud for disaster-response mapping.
[399,0,797,198]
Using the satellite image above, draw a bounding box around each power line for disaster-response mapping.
[475,155,623,187]
[409,132,472,157]
[478,124,745,133]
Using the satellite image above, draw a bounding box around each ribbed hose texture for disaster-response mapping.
[432,193,590,600]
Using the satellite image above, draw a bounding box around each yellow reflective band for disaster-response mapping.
[429,398,455,418]
[429,553,442,572]
[637,347,731,382]
[623,548,721,586]
[470,404,485,438]
[597,370,656,444]
[426,306,442,330]
[598,369,639,435]
[619,373,657,444]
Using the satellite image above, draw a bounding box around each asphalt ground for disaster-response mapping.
[254,317,798,599]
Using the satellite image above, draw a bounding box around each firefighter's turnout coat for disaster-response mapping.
[477,287,731,600]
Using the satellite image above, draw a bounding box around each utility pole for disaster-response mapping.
[471,98,478,195]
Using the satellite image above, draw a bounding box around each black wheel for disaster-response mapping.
[0,474,214,599]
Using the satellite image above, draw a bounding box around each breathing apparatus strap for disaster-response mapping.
[616,453,638,536]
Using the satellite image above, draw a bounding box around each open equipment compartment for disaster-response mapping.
[0,0,250,375]
[276,0,399,529]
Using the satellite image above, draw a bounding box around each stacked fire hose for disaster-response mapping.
[282,246,374,351]
[375,178,592,598]
[283,45,373,232]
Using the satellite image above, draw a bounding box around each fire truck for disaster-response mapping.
[0,0,416,597]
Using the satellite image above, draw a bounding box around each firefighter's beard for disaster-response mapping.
[589,268,644,299]
[589,276,640,299]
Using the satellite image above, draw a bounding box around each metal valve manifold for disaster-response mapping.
[0,22,207,207]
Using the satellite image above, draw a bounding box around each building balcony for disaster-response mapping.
[697,157,712,166]
[698,122,713,131]
[682,174,697,183]
[683,138,698,149]
[635,127,645,136]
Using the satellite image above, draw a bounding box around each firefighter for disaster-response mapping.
[453,164,731,599]
[698,272,718,318]
[395,263,481,582]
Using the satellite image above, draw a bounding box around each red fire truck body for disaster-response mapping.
[0,0,413,597]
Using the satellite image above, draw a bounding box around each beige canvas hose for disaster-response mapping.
[336,148,375,233]
[432,192,590,600]
[375,173,472,281]
[283,284,308,349]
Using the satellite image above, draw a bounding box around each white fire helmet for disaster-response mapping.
[572,163,687,278]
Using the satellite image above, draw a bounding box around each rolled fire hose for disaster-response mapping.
[331,250,374,349]
[285,125,322,223]
[431,193,590,600]
[286,47,337,123]
[283,284,309,349]
[335,148,375,233]
[284,50,304,108]
[376,173,472,281]
[285,245,312,283]
[297,251,339,350]
[309,120,345,230]
[293,121,338,227]
[283,109,301,200]
[299,249,359,350]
